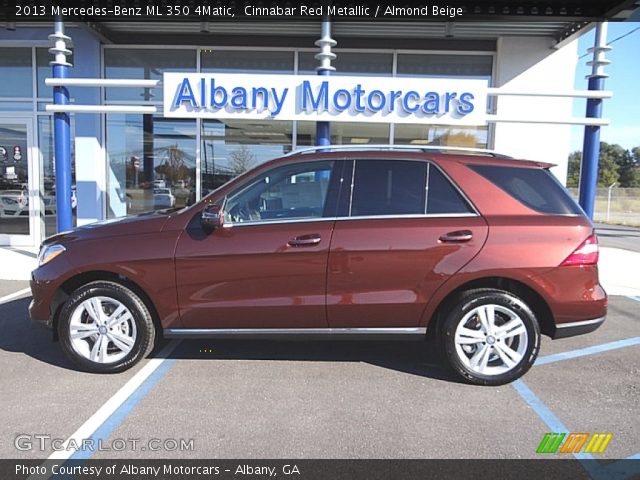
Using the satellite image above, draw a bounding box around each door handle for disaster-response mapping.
[288,234,322,247]
[439,230,473,243]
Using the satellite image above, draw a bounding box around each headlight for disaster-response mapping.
[38,244,66,266]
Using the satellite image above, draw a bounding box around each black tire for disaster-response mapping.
[58,281,156,373]
[440,288,540,386]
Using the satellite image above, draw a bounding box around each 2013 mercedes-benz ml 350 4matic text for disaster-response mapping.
[30,146,606,385]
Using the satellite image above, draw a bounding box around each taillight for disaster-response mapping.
[560,234,599,266]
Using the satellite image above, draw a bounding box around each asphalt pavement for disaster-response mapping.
[1,286,638,462]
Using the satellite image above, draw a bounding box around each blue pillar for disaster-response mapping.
[578,77,605,219]
[315,18,336,147]
[50,16,73,232]
[578,22,610,220]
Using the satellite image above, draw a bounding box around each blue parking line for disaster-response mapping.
[69,357,177,460]
[535,337,640,366]
[628,296,640,303]
[512,380,640,480]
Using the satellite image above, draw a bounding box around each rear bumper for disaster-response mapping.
[552,316,606,339]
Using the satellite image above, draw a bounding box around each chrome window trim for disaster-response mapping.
[165,327,427,337]
[222,212,479,228]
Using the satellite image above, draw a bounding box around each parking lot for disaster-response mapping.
[0,276,638,476]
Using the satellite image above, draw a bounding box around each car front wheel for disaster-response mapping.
[440,288,541,386]
[58,281,155,373]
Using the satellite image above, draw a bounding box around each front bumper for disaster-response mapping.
[552,316,606,339]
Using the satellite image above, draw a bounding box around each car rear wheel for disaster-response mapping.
[440,288,540,386]
[58,281,155,373]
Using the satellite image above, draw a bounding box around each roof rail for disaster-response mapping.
[283,144,512,158]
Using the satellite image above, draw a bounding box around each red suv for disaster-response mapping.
[29,146,606,385]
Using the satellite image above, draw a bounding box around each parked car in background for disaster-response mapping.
[153,188,175,208]
[0,189,28,217]
[43,189,78,216]
[30,146,606,385]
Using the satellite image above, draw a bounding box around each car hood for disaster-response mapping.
[43,209,177,246]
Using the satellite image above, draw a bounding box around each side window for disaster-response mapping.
[469,164,583,215]
[426,166,474,214]
[224,161,334,224]
[350,160,427,216]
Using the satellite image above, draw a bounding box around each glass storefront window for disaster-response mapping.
[201,49,293,74]
[38,116,77,236]
[393,124,488,148]
[201,119,293,195]
[396,54,493,79]
[104,49,196,102]
[106,115,196,218]
[297,121,390,146]
[0,123,30,236]
[0,48,33,98]
[0,101,32,111]
[394,53,492,148]
[298,52,393,76]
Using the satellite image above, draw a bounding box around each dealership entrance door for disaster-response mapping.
[0,118,41,247]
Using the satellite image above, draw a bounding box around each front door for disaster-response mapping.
[0,118,40,247]
[174,159,341,329]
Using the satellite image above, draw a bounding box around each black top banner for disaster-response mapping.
[1,0,636,22]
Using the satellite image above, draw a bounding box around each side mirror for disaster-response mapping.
[201,204,224,233]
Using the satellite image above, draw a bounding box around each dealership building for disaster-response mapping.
[0,2,637,248]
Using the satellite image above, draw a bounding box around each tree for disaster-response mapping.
[566,151,581,187]
[618,146,640,187]
[596,142,621,187]
[229,145,256,175]
[566,142,620,188]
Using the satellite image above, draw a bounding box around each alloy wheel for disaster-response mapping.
[68,296,137,364]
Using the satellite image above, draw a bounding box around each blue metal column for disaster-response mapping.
[579,22,610,219]
[49,16,73,232]
[315,17,336,146]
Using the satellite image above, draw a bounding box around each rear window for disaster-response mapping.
[469,165,583,215]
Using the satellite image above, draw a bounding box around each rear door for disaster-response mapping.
[327,159,488,328]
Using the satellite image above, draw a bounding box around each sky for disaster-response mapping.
[570,19,640,152]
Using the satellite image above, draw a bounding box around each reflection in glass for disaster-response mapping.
[200,120,293,198]
[297,121,390,146]
[394,124,488,148]
[106,115,196,218]
[298,52,392,76]
[0,123,29,235]
[0,48,32,98]
[224,161,333,224]
[201,50,293,74]
[38,116,77,236]
[104,49,196,102]
[396,54,493,79]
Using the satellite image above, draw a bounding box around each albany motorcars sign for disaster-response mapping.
[163,72,487,126]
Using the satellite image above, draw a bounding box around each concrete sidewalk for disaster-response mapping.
[1,244,638,296]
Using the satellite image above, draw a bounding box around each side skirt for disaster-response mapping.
[163,327,427,341]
